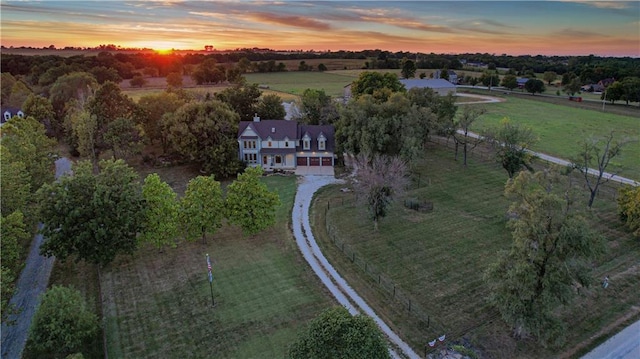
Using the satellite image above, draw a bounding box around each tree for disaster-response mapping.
[350,71,405,99]
[524,78,546,95]
[7,80,32,108]
[103,117,142,159]
[484,118,537,178]
[298,60,311,71]
[543,71,557,85]
[318,63,328,72]
[354,154,408,230]
[49,72,98,131]
[164,100,242,178]
[617,186,640,237]
[1,211,29,321]
[485,170,604,346]
[0,115,57,193]
[129,75,146,88]
[0,146,30,217]
[225,166,281,236]
[400,58,416,79]
[215,82,262,121]
[140,173,179,250]
[137,91,186,149]
[564,77,581,96]
[37,159,145,267]
[237,57,251,73]
[166,72,183,89]
[180,175,225,243]
[22,94,55,132]
[603,81,624,104]
[1,72,17,105]
[620,76,640,105]
[571,132,625,208]
[298,89,335,125]
[288,306,389,359]
[26,285,98,359]
[89,66,122,85]
[479,71,500,88]
[501,74,518,91]
[256,93,286,120]
[449,105,486,166]
[191,58,225,84]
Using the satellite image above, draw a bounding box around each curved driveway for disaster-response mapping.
[292,175,420,359]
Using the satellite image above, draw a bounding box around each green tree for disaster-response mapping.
[89,66,122,85]
[191,58,225,85]
[564,77,582,96]
[103,117,142,159]
[26,285,98,359]
[237,57,251,73]
[485,170,604,346]
[22,94,55,129]
[38,159,145,266]
[7,80,33,108]
[215,82,262,121]
[141,173,179,250]
[317,63,328,72]
[484,118,537,178]
[288,306,389,359]
[354,154,408,230]
[166,72,183,89]
[1,211,29,321]
[256,93,286,120]
[49,72,98,132]
[180,175,225,243]
[0,146,31,217]
[69,109,98,162]
[225,166,281,236]
[479,71,500,88]
[620,76,640,105]
[400,58,416,79]
[0,115,57,193]
[571,132,625,208]
[350,71,405,99]
[543,71,557,85]
[1,72,17,105]
[129,75,146,88]
[603,81,624,104]
[618,186,640,238]
[501,74,518,90]
[524,79,546,95]
[164,100,241,178]
[299,89,335,125]
[137,91,186,149]
[448,105,486,166]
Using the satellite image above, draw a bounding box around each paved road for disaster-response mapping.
[581,320,640,359]
[1,157,73,359]
[292,175,420,359]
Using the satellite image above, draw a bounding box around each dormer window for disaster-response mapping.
[17,111,24,118]
[302,134,311,150]
[317,133,326,151]
[3,112,10,121]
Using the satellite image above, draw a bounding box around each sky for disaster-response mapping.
[1,0,639,57]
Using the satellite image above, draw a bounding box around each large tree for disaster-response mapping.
[0,145,31,217]
[164,99,241,178]
[298,88,337,125]
[288,306,389,359]
[350,71,405,100]
[225,166,281,236]
[571,132,625,208]
[256,93,286,120]
[448,105,486,166]
[617,186,640,238]
[37,159,145,267]
[501,74,518,91]
[49,72,98,134]
[137,91,187,149]
[141,173,180,250]
[180,175,225,243]
[484,118,537,178]
[485,170,604,346]
[400,58,416,79]
[524,78,546,95]
[1,211,29,321]
[215,82,262,121]
[354,154,408,230]
[26,285,98,359]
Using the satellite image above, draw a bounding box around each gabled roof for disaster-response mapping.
[400,79,455,90]
[298,125,335,152]
[238,120,297,141]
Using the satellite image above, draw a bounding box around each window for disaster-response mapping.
[243,153,257,164]
[243,140,256,149]
[3,113,9,121]
[268,141,272,147]
[318,140,325,151]
[303,140,310,150]
[285,141,289,147]
[275,155,282,164]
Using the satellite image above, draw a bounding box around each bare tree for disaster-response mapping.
[571,132,626,208]
[354,154,409,230]
[452,105,486,166]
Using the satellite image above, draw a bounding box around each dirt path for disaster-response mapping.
[1,157,73,359]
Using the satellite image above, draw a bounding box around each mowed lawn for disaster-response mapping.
[469,96,640,180]
[245,72,354,97]
[312,146,640,358]
[102,175,334,358]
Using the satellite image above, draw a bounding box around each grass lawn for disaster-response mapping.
[312,144,640,358]
[467,95,640,181]
[245,72,354,97]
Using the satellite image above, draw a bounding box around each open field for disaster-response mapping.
[245,72,354,97]
[460,93,640,181]
[312,144,640,358]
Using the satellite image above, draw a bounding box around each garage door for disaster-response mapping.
[321,157,332,166]
[309,157,320,166]
[297,157,308,166]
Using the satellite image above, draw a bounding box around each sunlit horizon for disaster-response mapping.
[1,1,639,57]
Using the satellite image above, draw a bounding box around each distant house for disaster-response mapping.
[237,116,335,176]
[1,107,25,127]
[399,79,457,96]
[433,69,458,84]
[581,84,604,93]
[598,78,615,88]
[516,77,530,89]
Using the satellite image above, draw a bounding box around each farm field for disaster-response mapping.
[465,95,640,181]
[311,145,640,358]
[245,72,354,97]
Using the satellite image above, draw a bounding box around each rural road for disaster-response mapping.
[1,157,73,359]
[581,320,640,359]
[292,175,420,359]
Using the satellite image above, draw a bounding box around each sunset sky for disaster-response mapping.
[1,1,639,57]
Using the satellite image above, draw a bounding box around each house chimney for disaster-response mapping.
[253,113,260,122]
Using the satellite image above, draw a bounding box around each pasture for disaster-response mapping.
[312,144,640,358]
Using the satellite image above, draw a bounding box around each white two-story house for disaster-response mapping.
[238,116,335,175]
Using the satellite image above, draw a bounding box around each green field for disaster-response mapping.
[99,175,334,358]
[469,96,640,181]
[245,72,355,97]
[312,145,640,358]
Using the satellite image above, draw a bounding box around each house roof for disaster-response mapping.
[238,120,297,141]
[399,79,455,90]
[298,125,335,152]
[1,106,23,125]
